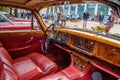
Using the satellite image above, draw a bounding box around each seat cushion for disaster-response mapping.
[13,57,43,80]
[13,52,58,80]
[40,72,70,80]
[28,52,58,74]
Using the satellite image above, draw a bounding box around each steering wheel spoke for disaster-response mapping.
[41,23,60,53]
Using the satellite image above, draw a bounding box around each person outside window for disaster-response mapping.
[21,11,26,18]
[56,8,61,23]
[83,10,89,29]
[52,12,57,24]
[61,9,67,27]
[98,12,104,25]
[108,10,114,28]
[105,10,114,35]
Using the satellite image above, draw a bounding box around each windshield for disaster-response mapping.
[40,3,120,40]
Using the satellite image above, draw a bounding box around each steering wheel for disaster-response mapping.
[41,23,60,53]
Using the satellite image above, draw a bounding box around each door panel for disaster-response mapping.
[0,35,43,58]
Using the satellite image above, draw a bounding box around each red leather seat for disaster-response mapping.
[40,72,71,80]
[40,66,83,80]
[0,59,3,80]
[0,42,57,80]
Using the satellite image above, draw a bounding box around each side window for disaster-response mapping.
[0,7,40,31]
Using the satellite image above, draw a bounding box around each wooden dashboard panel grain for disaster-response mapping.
[93,42,120,67]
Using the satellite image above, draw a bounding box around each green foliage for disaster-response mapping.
[108,33,120,38]
[91,26,105,32]
[91,26,120,39]
[0,7,8,11]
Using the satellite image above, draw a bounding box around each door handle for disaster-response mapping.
[25,36,34,44]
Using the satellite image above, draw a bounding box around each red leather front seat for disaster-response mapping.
[40,72,71,80]
[0,42,57,80]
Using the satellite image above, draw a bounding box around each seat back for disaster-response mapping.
[0,42,18,80]
[0,42,13,64]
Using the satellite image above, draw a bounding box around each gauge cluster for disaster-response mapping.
[55,32,70,44]
[72,36,94,54]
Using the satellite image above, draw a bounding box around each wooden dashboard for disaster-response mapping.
[57,29,120,68]
[70,35,120,67]
[55,30,120,78]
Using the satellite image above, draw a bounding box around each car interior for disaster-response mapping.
[0,0,120,80]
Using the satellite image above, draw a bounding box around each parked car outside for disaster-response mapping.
[0,13,39,30]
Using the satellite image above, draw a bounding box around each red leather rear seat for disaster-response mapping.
[0,42,57,80]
